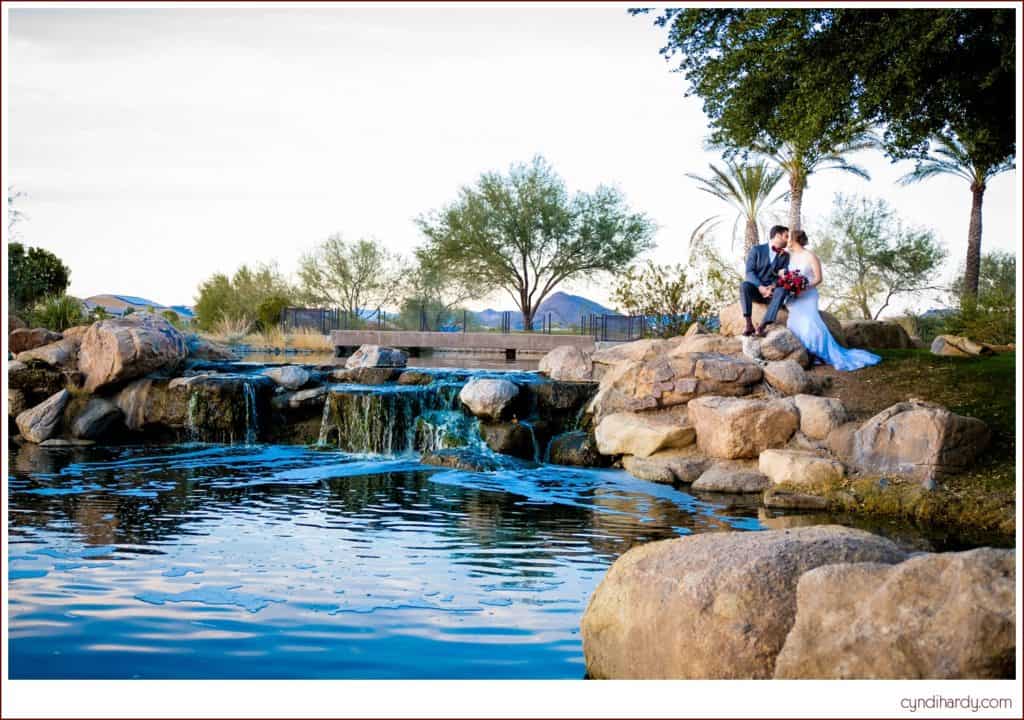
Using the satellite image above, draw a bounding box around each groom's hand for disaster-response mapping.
[758,285,772,298]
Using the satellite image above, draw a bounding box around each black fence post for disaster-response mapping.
[463,309,468,333]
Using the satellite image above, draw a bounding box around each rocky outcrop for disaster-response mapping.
[581,526,907,679]
[115,378,189,432]
[691,463,770,493]
[262,366,311,390]
[687,396,799,459]
[775,548,1015,679]
[793,395,847,440]
[16,335,81,369]
[9,328,62,354]
[741,327,810,368]
[759,449,845,488]
[548,431,608,467]
[458,377,519,422]
[15,389,70,443]
[271,386,328,411]
[718,302,789,336]
[185,334,239,361]
[595,412,695,458]
[71,398,124,441]
[842,320,913,349]
[852,400,990,488]
[930,334,995,358]
[479,421,537,459]
[668,334,743,356]
[8,360,65,400]
[538,345,594,382]
[344,345,408,369]
[762,360,812,395]
[591,338,670,368]
[78,313,188,392]
[621,448,708,484]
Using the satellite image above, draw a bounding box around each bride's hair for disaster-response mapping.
[792,230,809,247]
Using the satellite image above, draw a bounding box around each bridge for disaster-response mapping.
[330,330,595,359]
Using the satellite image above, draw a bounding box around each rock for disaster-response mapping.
[793,395,847,440]
[529,380,598,419]
[743,327,810,367]
[684,322,709,336]
[591,338,670,368]
[479,421,537,459]
[668,334,743,356]
[344,344,408,369]
[262,366,311,390]
[587,352,763,424]
[15,389,70,443]
[9,314,27,332]
[60,325,92,342]
[78,313,188,392]
[331,367,401,385]
[692,464,770,493]
[420,448,534,472]
[819,311,847,347]
[759,449,845,488]
[547,431,608,467]
[852,400,990,488]
[775,548,1015,679]
[71,398,124,440]
[930,334,995,358]
[538,345,594,382]
[580,526,907,679]
[622,448,708,484]
[718,302,789,336]
[397,370,435,385]
[763,360,812,395]
[687,396,799,459]
[9,328,62,354]
[16,335,81,369]
[271,386,328,411]
[9,388,30,418]
[763,487,829,510]
[115,378,189,431]
[595,412,695,458]
[841,320,913,349]
[458,378,520,421]
[40,438,96,447]
[825,421,859,459]
[185,334,239,361]
[8,360,65,398]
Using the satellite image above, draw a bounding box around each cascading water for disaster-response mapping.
[517,420,541,463]
[242,380,259,445]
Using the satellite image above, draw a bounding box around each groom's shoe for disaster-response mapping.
[742,319,756,336]
[755,322,770,337]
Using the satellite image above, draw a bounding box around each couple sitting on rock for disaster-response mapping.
[739,225,882,372]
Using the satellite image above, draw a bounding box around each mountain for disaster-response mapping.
[472,291,615,330]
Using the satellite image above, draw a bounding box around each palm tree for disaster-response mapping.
[898,133,1015,299]
[755,129,880,234]
[686,159,784,257]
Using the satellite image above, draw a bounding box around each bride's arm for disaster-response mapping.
[809,253,823,288]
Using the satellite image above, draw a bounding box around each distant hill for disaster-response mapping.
[472,291,614,330]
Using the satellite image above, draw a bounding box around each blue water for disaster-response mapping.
[5,441,919,679]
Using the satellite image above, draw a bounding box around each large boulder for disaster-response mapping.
[852,400,990,488]
[668,334,743,357]
[759,449,845,488]
[185,334,239,361]
[78,313,188,392]
[479,421,537,459]
[930,334,995,358]
[8,360,65,398]
[71,398,124,441]
[9,388,30,419]
[692,463,770,493]
[718,302,789,336]
[262,366,311,390]
[331,367,401,385]
[9,328,62,354]
[741,327,810,368]
[621,448,708,484]
[793,395,847,440]
[16,335,81,369]
[588,353,762,424]
[842,320,913,349]
[458,377,519,422]
[115,378,189,432]
[775,548,1015,679]
[595,412,695,458]
[344,344,408,369]
[538,345,593,382]
[15,389,70,443]
[548,431,608,468]
[762,360,812,396]
[819,311,847,347]
[591,338,669,368]
[581,526,908,679]
[687,396,799,459]
[60,325,92,342]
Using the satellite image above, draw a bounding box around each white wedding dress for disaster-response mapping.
[784,252,882,372]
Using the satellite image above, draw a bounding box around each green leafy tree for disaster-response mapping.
[297,234,404,319]
[193,263,294,331]
[417,156,655,331]
[28,294,85,331]
[686,159,784,256]
[611,261,712,338]
[256,294,292,332]
[398,247,487,330]
[898,132,1015,299]
[8,242,71,314]
[815,194,946,320]
[942,251,1016,345]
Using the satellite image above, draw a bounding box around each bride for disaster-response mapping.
[782,230,882,372]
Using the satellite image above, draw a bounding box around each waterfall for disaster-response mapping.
[185,392,200,442]
[242,380,259,445]
[316,396,334,447]
[517,420,541,463]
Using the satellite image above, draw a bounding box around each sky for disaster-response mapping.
[4,4,1018,317]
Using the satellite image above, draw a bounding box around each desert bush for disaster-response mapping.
[206,315,254,345]
[28,294,86,331]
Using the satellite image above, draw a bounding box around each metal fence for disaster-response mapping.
[280,307,392,333]
[580,313,647,342]
[282,306,564,335]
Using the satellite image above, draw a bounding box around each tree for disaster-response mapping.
[897,132,1015,299]
[8,242,71,314]
[398,247,487,330]
[8,186,26,238]
[297,234,405,319]
[815,194,946,320]
[193,262,294,331]
[686,159,783,256]
[632,9,1014,166]
[611,261,713,338]
[942,251,1015,345]
[417,156,655,331]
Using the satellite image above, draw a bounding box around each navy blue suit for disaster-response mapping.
[740,243,790,324]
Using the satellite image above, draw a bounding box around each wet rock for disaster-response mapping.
[185,334,239,361]
[9,328,62,354]
[9,388,30,419]
[459,377,519,422]
[763,360,813,395]
[621,448,708,484]
[15,389,70,443]
[930,334,995,358]
[331,367,402,385]
[8,360,66,399]
[479,421,537,460]
[775,548,1015,679]
[16,335,81,369]
[78,312,188,392]
[852,400,990,488]
[687,396,799,459]
[581,526,907,679]
[168,374,273,442]
[397,370,435,385]
[115,378,189,431]
[595,412,695,458]
[547,431,609,467]
[718,302,789,336]
[40,438,96,447]
[692,463,770,493]
[842,320,913,349]
[262,366,311,390]
[793,395,847,440]
[271,386,328,411]
[420,448,534,472]
[759,449,845,488]
[762,487,829,510]
[71,398,124,441]
[344,344,408,369]
[529,380,598,428]
[538,345,594,382]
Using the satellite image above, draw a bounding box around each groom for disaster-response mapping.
[740,225,790,337]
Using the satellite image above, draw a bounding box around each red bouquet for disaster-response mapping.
[777,269,810,297]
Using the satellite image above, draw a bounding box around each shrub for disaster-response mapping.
[161,309,181,326]
[941,251,1015,345]
[255,294,291,332]
[29,294,86,331]
[8,242,71,313]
